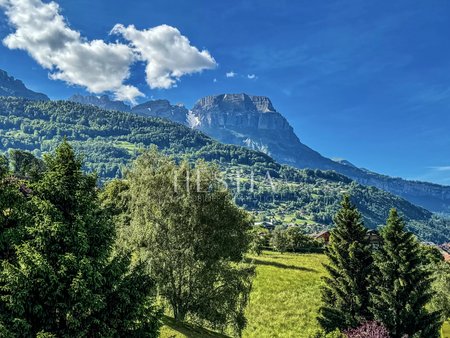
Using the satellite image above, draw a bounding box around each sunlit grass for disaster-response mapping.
[161,251,327,338]
[243,251,327,338]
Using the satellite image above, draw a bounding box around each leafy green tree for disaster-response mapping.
[248,226,270,255]
[113,148,254,336]
[318,195,373,332]
[0,141,161,337]
[9,150,45,181]
[270,226,290,253]
[370,209,441,338]
[429,260,450,322]
[0,155,29,261]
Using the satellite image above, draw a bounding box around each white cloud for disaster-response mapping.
[247,74,257,79]
[213,78,217,83]
[111,24,217,89]
[0,0,141,102]
[0,0,216,102]
[428,166,450,172]
[226,71,237,78]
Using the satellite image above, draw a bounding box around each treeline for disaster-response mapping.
[0,141,254,337]
[315,196,450,338]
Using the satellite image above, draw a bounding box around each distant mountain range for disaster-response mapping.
[2,95,449,244]
[0,70,49,101]
[67,92,450,214]
[0,69,449,214]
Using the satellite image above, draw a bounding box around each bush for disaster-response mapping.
[344,321,390,338]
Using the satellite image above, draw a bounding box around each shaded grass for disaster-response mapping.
[160,316,230,338]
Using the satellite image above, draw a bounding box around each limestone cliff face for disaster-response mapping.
[192,94,290,131]
[191,94,331,167]
[0,70,49,101]
[132,100,188,125]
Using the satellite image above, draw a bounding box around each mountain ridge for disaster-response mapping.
[1,96,449,243]
[65,92,450,214]
[0,70,49,101]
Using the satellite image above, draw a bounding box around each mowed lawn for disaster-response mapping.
[161,251,327,338]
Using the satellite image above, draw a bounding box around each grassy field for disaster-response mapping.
[162,251,327,338]
[442,321,450,338]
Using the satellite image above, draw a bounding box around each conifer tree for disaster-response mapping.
[318,195,373,332]
[370,209,441,338]
[0,141,161,337]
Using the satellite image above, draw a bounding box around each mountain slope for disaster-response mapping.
[191,94,450,214]
[0,70,49,101]
[0,96,448,243]
[67,93,450,214]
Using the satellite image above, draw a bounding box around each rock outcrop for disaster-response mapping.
[0,70,49,101]
[68,94,130,112]
[131,100,188,125]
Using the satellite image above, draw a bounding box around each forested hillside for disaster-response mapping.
[0,96,448,243]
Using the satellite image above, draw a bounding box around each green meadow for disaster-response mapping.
[162,251,328,338]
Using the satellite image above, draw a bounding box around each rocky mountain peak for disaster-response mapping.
[68,94,130,112]
[193,93,275,113]
[0,69,49,101]
[131,99,188,125]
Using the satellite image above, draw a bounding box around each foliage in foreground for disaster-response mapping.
[371,209,441,338]
[344,321,390,338]
[319,198,443,337]
[318,196,373,331]
[0,141,161,337]
[104,148,254,336]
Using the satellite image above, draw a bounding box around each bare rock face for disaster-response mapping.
[192,94,289,130]
[0,69,49,101]
[68,94,130,112]
[131,100,188,125]
[191,93,325,165]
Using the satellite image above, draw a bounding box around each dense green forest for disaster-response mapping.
[0,97,449,243]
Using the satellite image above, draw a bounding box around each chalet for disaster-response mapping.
[314,231,331,244]
[312,229,381,248]
[254,221,276,232]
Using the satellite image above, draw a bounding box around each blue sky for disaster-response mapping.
[0,0,449,184]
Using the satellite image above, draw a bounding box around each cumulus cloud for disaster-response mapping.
[226,71,237,78]
[111,24,216,89]
[247,74,257,79]
[0,0,216,102]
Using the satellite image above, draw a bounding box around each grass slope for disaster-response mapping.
[161,251,327,338]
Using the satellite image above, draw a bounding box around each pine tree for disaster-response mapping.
[318,195,373,332]
[0,141,161,337]
[370,209,441,338]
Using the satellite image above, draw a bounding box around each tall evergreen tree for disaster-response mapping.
[0,141,161,337]
[370,209,441,338]
[318,195,373,332]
